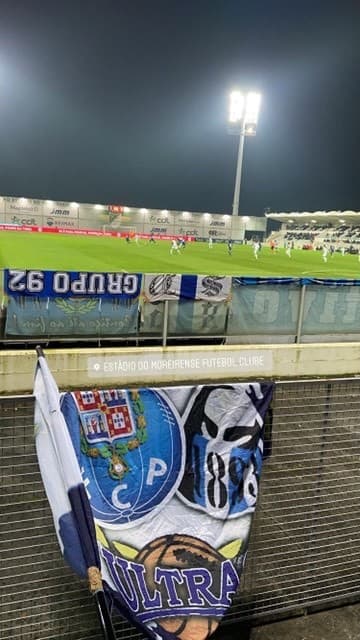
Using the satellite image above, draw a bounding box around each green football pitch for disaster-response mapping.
[1,230,360,279]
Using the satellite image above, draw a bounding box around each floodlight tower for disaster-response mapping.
[228,91,261,217]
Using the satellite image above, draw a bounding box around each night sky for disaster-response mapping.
[0,1,358,215]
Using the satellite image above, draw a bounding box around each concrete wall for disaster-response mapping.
[2,342,360,394]
[0,195,266,239]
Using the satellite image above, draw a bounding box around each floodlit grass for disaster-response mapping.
[1,230,360,278]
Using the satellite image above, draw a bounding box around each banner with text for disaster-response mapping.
[143,274,232,302]
[139,300,228,336]
[35,365,274,639]
[230,278,360,335]
[5,269,141,299]
[168,300,229,336]
[5,296,139,336]
[228,280,301,335]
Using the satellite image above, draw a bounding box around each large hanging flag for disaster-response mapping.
[34,351,274,640]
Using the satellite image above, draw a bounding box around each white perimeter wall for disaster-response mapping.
[2,343,360,394]
[0,195,266,240]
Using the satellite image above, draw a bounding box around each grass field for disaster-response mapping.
[1,230,360,279]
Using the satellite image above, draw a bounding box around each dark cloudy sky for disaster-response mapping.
[0,1,358,215]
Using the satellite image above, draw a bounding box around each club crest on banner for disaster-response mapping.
[61,388,185,526]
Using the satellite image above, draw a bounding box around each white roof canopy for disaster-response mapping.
[266,211,360,225]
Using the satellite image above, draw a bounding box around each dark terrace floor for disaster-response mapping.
[216,603,360,640]
[251,604,360,640]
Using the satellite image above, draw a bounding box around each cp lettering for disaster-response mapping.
[111,457,167,509]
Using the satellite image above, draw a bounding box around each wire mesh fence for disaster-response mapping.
[1,380,360,639]
[235,379,360,624]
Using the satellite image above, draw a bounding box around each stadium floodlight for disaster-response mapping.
[229,91,245,124]
[228,90,262,216]
[244,92,261,135]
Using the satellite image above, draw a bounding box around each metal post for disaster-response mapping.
[295,284,306,344]
[232,124,245,217]
[162,300,169,347]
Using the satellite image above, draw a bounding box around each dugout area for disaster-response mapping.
[1,356,360,639]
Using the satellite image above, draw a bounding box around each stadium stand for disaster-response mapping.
[266,210,360,251]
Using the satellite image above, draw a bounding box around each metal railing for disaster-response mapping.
[2,280,360,347]
[1,378,360,638]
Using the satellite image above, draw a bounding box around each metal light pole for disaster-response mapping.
[242,215,249,243]
[232,120,246,218]
[229,91,261,216]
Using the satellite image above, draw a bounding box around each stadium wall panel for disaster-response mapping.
[0,194,266,238]
[1,344,360,395]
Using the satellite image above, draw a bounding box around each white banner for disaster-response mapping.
[143,274,232,302]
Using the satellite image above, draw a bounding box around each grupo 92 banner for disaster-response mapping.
[34,359,274,640]
[5,269,141,299]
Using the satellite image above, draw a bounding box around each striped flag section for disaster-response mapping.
[143,274,232,302]
[33,347,117,640]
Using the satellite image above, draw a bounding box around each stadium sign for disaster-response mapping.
[150,226,168,234]
[46,217,76,227]
[10,215,37,225]
[109,205,124,214]
[5,269,142,299]
[50,208,71,216]
[7,203,40,213]
[149,216,170,224]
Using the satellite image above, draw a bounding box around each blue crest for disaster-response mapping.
[61,388,184,526]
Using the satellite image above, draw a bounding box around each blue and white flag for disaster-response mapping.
[33,353,118,640]
[34,356,274,640]
[143,274,232,302]
[34,353,96,577]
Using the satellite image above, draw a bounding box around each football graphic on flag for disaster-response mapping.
[135,534,226,640]
[61,388,185,526]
